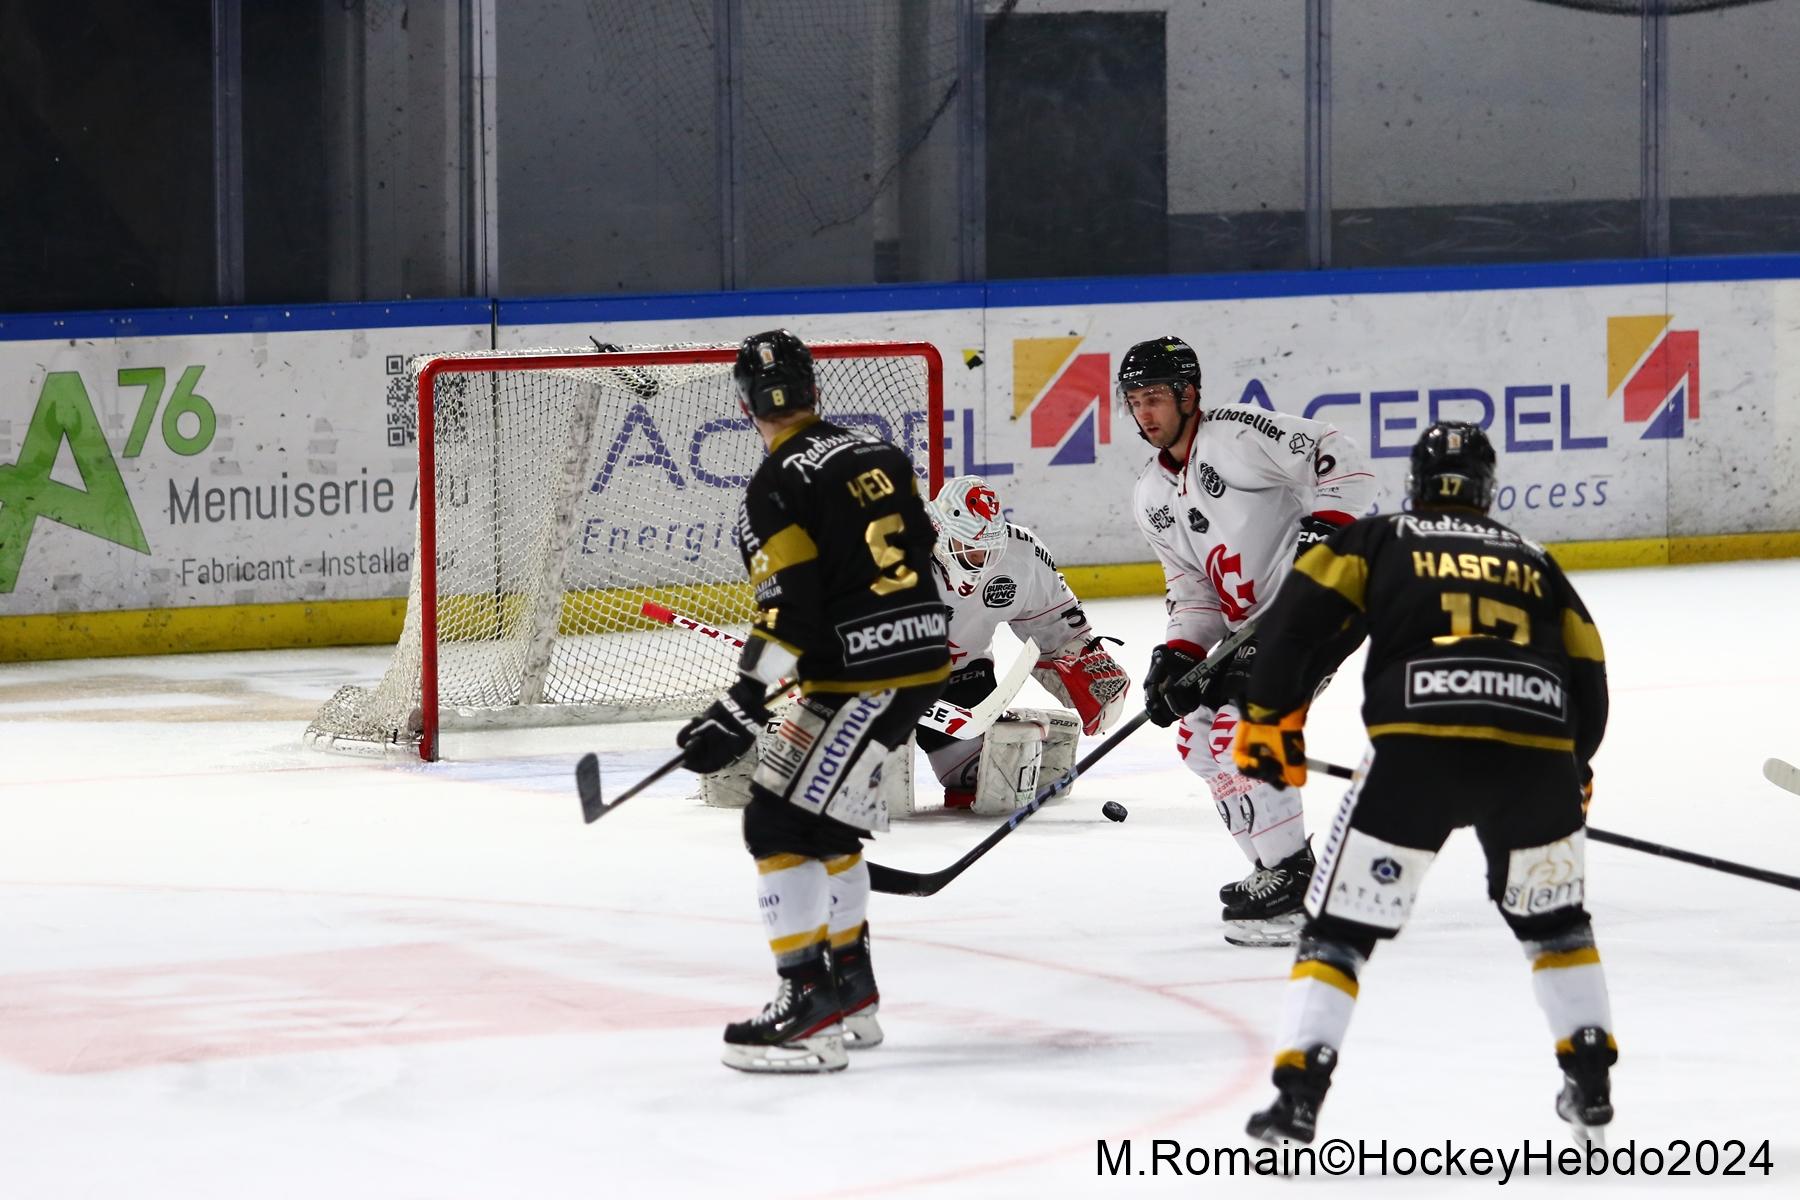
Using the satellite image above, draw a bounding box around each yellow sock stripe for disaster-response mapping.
[1533,946,1601,972]
[1274,1048,1310,1072]
[756,853,811,875]
[829,926,862,948]
[1556,1032,1619,1055]
[823,853,863,876]
[1292,959,1359,998]
[768,925,829,956]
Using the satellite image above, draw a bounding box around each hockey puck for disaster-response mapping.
[1101,800,1129,823]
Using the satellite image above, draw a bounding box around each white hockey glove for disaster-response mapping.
[1033,636,1129,735]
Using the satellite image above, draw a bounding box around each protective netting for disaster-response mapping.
[306,344,938,756]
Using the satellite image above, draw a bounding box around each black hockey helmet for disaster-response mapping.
[1407,421,1497,511]
[733,329,817,419]
[1116,336,1202,445]
[1115,336,1201,402]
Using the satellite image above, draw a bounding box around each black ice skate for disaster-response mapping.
[1246,1044,1337,1145]
[1222,844,1314,947]
[832,922,884,1049]
[1219,861,1271,906]
[1554,1026,1617,1147]
[721,970,847,1074]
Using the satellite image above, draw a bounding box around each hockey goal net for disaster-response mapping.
[306,341,944,760]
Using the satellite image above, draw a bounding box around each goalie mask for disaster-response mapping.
[1406,421,1497,511]
[1115,336,1202,446]
[929,475,1008,593]
[733,328,817,419]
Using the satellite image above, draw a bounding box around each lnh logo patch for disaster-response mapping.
[1608,314,1698,440]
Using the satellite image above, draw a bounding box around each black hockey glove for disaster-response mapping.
[677,677,769,774]
[1143,644,1206,727]
[1296,514,1340,554]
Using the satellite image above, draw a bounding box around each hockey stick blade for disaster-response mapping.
[867,620,1259,897]
[577,683,788,824]
[1762,757,1800,797]
[1308,756,1800,892]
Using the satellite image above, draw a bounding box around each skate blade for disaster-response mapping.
[722,1030,848,1074]
[1565,1121,1607,1150]
[1223,914,1304,947]
[843,1006,884,1049]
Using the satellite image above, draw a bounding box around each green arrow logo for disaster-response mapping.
[0,372,151,594]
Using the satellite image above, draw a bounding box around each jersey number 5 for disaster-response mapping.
[1440,592,1530,645]
[864,514,919,595]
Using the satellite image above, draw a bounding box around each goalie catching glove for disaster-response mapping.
[1232,705,1309,789]
[1033,636,1129,734]
[677,677,770,774]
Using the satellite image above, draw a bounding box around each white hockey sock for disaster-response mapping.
[1524,931,1614,1047]
[826,853,869,951]
[756,854,830,971]
[1244,779,1308,865]
[1273,959,1359,1062]
[1208,773,1262,867]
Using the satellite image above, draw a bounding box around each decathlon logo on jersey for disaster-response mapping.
[836,604,947,663]
[1405,657,1566,719]
[1608,314,1699,440]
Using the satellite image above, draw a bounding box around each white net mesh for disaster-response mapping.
[306,343,939,756]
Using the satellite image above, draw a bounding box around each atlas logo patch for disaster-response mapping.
[1609,314,1699,440]
[1371,856,1403,885]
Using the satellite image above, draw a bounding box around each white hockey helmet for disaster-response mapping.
[929,475,1008,589]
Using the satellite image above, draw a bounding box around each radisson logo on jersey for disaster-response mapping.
[1608,314,1699,440]
[1012,337,1111,466]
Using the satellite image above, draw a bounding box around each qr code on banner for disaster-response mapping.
[385,354,415,447]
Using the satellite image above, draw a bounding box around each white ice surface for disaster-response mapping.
[2,560,1797,1197]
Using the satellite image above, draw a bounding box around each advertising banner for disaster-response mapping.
[0,307,490,619]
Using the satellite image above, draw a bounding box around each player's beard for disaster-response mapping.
[1151,401,1198,452]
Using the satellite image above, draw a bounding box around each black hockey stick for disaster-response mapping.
[576,685,786,824]
[867,621,1259,898]
[1305,757,1800,893]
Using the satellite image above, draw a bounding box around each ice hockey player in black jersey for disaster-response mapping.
[1230,421,1617,1145]
[675,329,951,1074]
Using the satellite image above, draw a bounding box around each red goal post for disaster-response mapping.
[306,340,945,760]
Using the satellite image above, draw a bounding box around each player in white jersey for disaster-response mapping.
[916,475,1129,814]
[1118,336,1375,946]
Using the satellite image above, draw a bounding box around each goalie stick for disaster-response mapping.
[637,601,1033,741]
[1306,757,1800,894]
[1762,757,1800,797]
[866,619,1260,898]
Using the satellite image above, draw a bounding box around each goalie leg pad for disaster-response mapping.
[1031,707,1081,795]
[973,716,1047,816]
